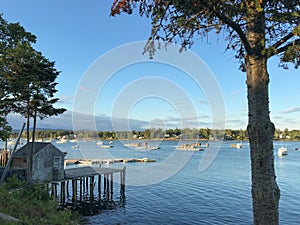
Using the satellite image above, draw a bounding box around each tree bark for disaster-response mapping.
[26,97,32,184]
[245,2,280,224]
[26,109,30,143]
[32,110,37,143]
[246,55,280,225]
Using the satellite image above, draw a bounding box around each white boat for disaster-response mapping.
[236,143,242,148]
[135,146,161,150]
[278,147,288,156]
[230,143,242,148]
[56,139,67,144]
[175,144,205,151]
[96,141,103,145]
[126,142,160,150]
[124,142,141,147]
[99,145,113,148]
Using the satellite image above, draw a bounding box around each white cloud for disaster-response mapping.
[282,107,300,114]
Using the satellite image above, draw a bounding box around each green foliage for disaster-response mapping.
[111,0,300,69]
[0,14,66,142]
[0,15,36,117]
[0,175,24,190]
[9,127,300,141]
[0,218,17,225]
[0,117,12,141]
[0,177,78,225]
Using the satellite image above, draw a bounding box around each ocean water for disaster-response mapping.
[55,140,300,225]
[2,140,299,224]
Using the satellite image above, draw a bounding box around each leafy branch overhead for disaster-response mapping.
[111,0,299,69]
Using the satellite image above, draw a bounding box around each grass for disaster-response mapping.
[0,176,79,225]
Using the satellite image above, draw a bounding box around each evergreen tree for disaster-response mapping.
[0,15,65,183]
[0,116,12,149]
[0,14,36,147]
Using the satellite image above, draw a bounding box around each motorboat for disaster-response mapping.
[135,145,161,150]
[278,147,288,156]
[230,143,242,148]
[124,142,142,147]
[126,142,160,150]
[175,144,205,151]
[99,145,113,148]
[96,141,103,145]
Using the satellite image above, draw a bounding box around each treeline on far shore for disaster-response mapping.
[8,127,300,141]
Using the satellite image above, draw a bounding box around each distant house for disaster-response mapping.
[12,142,66,182]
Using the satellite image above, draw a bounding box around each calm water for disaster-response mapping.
[4,140,299,224]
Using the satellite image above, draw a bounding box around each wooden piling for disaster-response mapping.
[103,174,107,199]
[98,174,101,200]
[90,176,94,204]
[82,176,86,194]
[53,166,127,209]
[120,167,126,198]
[106,174,110,200]
[79,178,83,202]
[72,179,77,203]
[60,181,66,205]
[66,180,70,198]
[0,150,10,167]
[51,183,58,200]
[85,176,89,195]
[110,173,113,200]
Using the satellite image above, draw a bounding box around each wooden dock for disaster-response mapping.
[51,166,126,214]
[0,149,10,167]
[65,157,156,166]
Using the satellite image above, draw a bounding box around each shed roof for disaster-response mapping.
[13,142,64,158]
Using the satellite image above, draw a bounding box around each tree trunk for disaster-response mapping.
[245,2,280,224]
[32,110,37,143]
[26,110,30,143]
[32,110,37,165]
[246,55,280,224]
[26,98,32,184]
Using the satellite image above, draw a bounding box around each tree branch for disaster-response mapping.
[215,11,252,54]
[268,25,299,54]
[275,39,300,56]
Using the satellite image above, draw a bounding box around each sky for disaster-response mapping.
[1,0,299,131]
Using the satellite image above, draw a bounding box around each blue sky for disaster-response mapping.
[1,0,299,131]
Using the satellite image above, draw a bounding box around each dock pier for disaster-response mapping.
[51,166,126,214]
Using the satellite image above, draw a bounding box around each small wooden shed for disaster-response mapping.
[12,142,66,182]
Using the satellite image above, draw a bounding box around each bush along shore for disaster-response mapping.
[0,176,80,225]
[9,127,300,142]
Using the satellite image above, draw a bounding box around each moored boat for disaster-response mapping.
[124,142,141,147]
[56,139,67,144]
[175,144,205,151]
[278,146,288,156]
[230,143,242,148]
[99,145,113,148]
[135,146,161,150]
[96,141,103,145]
